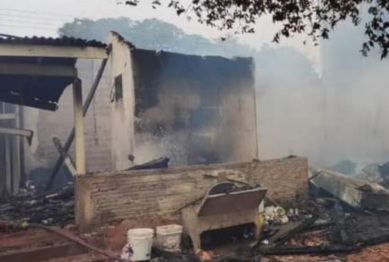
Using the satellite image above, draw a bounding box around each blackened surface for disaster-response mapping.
[0,56,77,111]
[132,49,255,165]
[0,34,106,110]
[132,49,254,117]
[132,50,163,116]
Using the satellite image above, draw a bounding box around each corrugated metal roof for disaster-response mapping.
[0,34,107,111]
[0,35,106,48]
[0,56,76,111]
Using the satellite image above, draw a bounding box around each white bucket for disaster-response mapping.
[127,228,154,261]
[156,224,183,252]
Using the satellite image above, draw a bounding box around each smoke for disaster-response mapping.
[255,18,389,168]
[58,16,389,168]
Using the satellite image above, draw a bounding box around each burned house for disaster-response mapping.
[0,31,308,207]
[109,32,259,168]
[21,32,260,184]
[24,32,259,178]
[0,32,309,261]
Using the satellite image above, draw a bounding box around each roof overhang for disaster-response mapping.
[0,63,77,77]
[0,36,109,111]
[0,44,108,59]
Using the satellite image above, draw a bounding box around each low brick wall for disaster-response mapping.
[75,157,308,230]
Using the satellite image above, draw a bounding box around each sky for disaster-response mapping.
[0,0,321,72]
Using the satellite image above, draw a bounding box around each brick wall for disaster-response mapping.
[75,157,308,230]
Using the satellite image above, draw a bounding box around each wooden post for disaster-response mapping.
[3,102,11,196]
[253,86,259,159]
[73,79,86,175]
[12,105,21,194]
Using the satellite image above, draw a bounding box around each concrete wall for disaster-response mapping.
[131,50,258,165]
[75,157,308,230]
[109,33,137,171]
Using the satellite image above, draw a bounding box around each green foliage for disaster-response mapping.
[122,0,389,59]
[59,17,248,57]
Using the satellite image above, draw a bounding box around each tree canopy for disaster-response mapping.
[59,17,319,84]
[124,0,389,59]
[59,18,248,56]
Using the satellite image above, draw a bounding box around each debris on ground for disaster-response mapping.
[6,164,389,262]
[0,184,74,226]
[255,166,389,261]
[127,157,170,171]
[310,168,389,211]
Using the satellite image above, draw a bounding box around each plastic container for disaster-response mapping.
[156,224,183,252]
[127,228,154,261]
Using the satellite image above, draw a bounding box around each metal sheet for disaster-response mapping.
[0,35,106,110]
[197,186,267,217]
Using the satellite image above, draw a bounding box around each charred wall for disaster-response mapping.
[131,49,257,165]
[75,157,308,231]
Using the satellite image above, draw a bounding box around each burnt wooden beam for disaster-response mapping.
[0,95,58,111]
[0,126,33,144]
[53,136,76,178]
[273,214,319,246]
[259,244,360,256]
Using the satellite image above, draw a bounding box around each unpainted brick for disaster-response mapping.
[76,157,308,231]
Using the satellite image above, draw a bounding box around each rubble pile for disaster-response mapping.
[259,203,354,255]
[254,168,389,261]
[0,184,74,226]
[5,160,389,262]
[149,172,389,261]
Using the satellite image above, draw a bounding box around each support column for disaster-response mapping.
[73,79,86,175]
[12,105,21,194]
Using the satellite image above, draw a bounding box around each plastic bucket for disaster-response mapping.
[156,224,183,252]
[127,228,154,261]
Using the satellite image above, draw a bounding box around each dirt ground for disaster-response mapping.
[37,242,389,262]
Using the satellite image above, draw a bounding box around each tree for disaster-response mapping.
[124,0,389,59]
[59,18,252,57]
[59,17,319,86]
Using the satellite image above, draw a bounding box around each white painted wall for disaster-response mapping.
[109,32,136,170]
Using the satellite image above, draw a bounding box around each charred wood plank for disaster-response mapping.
[259,244,360,256]
[127,157,170,170]
[53,136,77,177]
[273,214,319,246]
